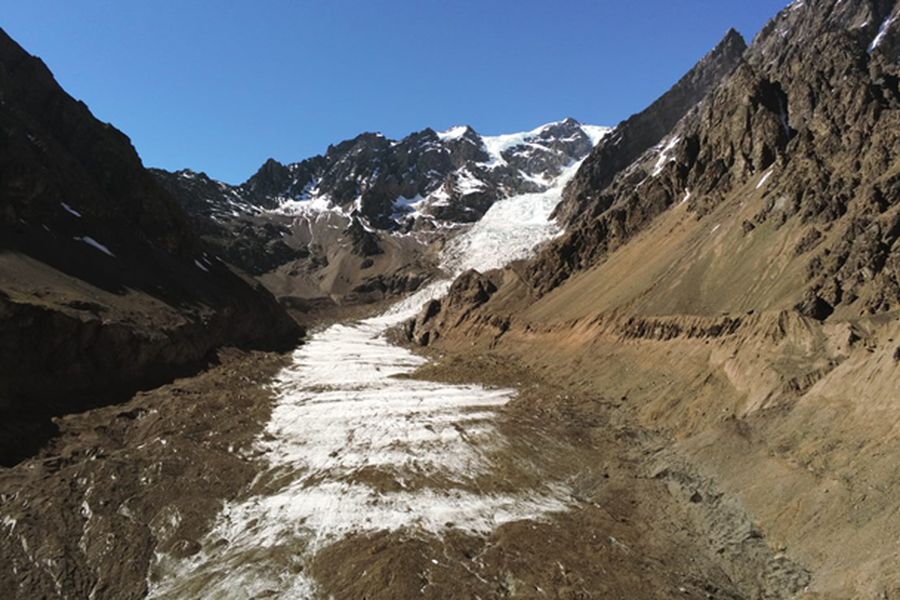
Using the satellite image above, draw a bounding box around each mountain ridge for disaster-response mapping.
[0,26,301,465]
[152,118,611,313]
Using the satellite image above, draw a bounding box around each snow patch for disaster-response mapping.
[1,516,16,532]
[393,193,426,219]
[580,124,613,145]
[273,193,340,216]
[74,236,115,257]
[455,168,487,195]
[651,136,681,176]
[756,168,774,189]
[60,202,82,218]
[869,14,896,52]
[437,125,471,141]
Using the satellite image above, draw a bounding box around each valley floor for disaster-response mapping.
[0,312,819,600]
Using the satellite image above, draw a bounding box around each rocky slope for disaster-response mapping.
[552,28,748,224]
[526,0,900,313]
[152,119,609,309]
[411,0,900,596]
[0,28,301,466]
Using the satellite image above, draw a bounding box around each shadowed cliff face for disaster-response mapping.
[0,28,301,465]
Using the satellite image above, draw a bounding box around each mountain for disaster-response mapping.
[152,118,609,311]
[410,0,900,596]
[552,28,747,224]
[0,28,300,465]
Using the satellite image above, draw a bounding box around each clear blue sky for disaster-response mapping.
[3,1,789,184]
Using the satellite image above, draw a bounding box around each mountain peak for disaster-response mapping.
[437,125,479,142]
[720,27,746,48]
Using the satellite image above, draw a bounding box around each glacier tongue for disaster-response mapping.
[147,148,583,599]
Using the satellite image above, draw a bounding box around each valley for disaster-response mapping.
[1,0,899,598]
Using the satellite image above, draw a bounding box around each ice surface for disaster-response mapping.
[442,159,583,274]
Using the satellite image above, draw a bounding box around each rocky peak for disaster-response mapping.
[440,126,491,165]
[553,28,747,224]
[245,158,292,200]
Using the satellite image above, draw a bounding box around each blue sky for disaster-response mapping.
[3,1,789,184]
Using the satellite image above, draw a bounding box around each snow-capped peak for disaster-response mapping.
[437,125,473,141]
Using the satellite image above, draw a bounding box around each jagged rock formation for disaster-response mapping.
[161,117,604,230]
[153,118,609,306]
[0,28,301,465]
[553,28,748,225]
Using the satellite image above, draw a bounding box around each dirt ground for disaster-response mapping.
[5,317,890,599]
[0,349,289,599]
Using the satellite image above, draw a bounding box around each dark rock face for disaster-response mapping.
[527,0,900,317]
[408,270,499,346]
[0,28,301,465]
[553,29,748,225]
[343,217,383,257]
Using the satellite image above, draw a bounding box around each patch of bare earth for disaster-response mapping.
[0,349,289,600]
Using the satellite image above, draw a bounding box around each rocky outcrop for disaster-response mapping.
[552,29,747,225]
[0,28,301,465]
[151,168,307,275]
[526,0,899,318]
[407,270,502,346]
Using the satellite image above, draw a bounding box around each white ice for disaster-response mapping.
[651,135,681,176]
[436,125,471,141]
